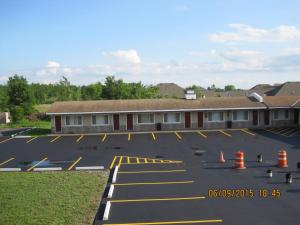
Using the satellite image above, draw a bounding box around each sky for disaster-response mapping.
[1,0,300,89]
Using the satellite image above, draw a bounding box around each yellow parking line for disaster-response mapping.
[118,170,186,174]
[76,135,84,143]
[114,181,194,186]
[50,135,61,143]
[197,131,207,138]
[26,136,38,143]
[0,157,15,166]
[219,130,232,137]
[110,196,206,203]
[27,157,48,172]
[101,134,107,142]
[128,133,131,141]
[277,128,293,134]
[0,137,14,144]
[151,132,156,140]
[282,128,298,135]
[110,156,118,169]
[68,156,82,170]
[136,157,140,163]
[241,129,255,136]
[118,156,123,167]
[175,132,182,140]
[127,157,130,164]
[103,219,223,225]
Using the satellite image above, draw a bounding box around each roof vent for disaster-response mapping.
[248,92,263,102]
[185,90,196,100]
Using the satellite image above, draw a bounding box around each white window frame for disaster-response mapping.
[65,115,83,127]
[207,112,224,122]
[232,111,249,121]
[137,113,155,125]
[273,110,289,120]
[91,114,110,126]
[163,112,181,124]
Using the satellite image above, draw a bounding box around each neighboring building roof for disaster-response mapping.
[263,96,300,108]
[249,84,279,96]
[47,97,266,114]
[157,83,185,98]
[266,82,300,96]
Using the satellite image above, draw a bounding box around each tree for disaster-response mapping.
[7,75,33,121]
[225,85,236,91]
[81,82,103,100]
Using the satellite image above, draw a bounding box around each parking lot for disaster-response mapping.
[1,128,300,225]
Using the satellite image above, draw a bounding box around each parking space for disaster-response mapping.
[264,127,300,137]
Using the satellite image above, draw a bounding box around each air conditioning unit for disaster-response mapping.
[248,92,263,102]
[185,90,196,100]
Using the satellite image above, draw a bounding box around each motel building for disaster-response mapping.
[47,92,300,134]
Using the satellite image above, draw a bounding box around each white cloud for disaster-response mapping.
[36,61,73,83]
[210,24,300,43]
[0,75,8,82]
[109,49,141,64]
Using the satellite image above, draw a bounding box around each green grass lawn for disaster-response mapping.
[0,171,108,225]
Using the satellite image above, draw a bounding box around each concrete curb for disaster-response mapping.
[33,167,62,171]
[112,166,119,184]
[0,168,21,172]
[11,128,34,137]
[107,185,114,198]
[103,201,111,221]
[75,166,104,170]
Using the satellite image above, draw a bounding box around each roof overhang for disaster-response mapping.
[46,107,267,115]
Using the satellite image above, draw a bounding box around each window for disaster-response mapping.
[273,110,289,120]
[137,113,154,124]
[208,112,224,122]
[163,112,181,123]
[65,115,82,126]
[233,111,249,121]
[92,114,109,125]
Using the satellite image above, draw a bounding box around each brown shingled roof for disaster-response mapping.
[263,96,300,108]
[47,97,266,114]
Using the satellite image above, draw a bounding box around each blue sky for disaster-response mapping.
[1,0,300,88]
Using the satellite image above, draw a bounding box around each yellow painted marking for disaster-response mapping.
[101,134,107,142]
[197,131,207,138]
[118,170,186,174]
[114,181,194,186]
[128,133,131,141]
[110,156,118,169]
[144,158,148,163]
[278,128,293,134]
[282,128,298,135]
[127,157,130,164]
[151,132,156,140]
[121,161,182,165]
[103,219,223,225]
[76,135,84,143]
[27,157,48,172]
[118,156,123,167]
[26,136,38,143]
[0,137,14,144]
[175,132,182,140]
[68,157,82,170]
[110,196,206,203]
[241,129,255,136]
[0,157,15,166]
[219,130,232,137]
[136,158,140,163]
[50,135,61,143]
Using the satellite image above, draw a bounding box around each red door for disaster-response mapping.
[185,112,191,128]
[113,114,119,130]
[127,114,133,130]
[264,110,270,125]
[253,110,258,126]
[198,112,203,128]
[55,116,61,132]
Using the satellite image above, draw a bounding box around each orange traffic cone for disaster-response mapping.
[219,151,225,163]
[235,151,246,169]
[278,150,288,168]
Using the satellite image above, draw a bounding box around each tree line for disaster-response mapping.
[0,75,159,122]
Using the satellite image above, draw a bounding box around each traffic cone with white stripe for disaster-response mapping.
[219,151,225,163]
